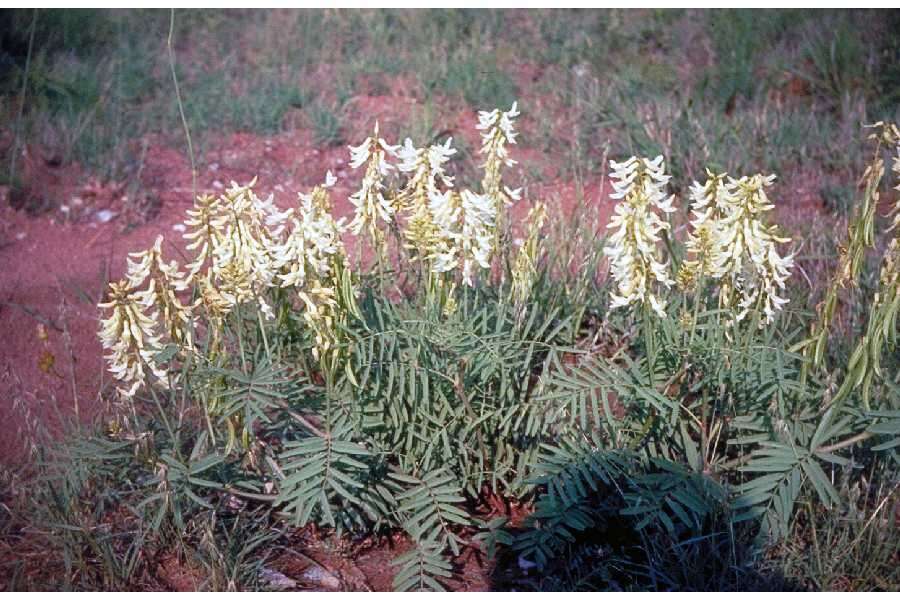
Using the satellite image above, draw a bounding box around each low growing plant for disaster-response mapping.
[23,103,899,591]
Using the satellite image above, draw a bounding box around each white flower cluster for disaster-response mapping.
[397,137,456,201]
[346,111,509,288]
[348,122,399,242]
[603,155,676,317]
[98,280,169,398]
[203,178,284,319]
[101,175,352,397]
[126,235,191,344]
[272,172,344,290]
[681,170,730,285]
[682,171,795,325]
[396,137,458,264]
[458,189,497,286]
[425,189,497,287]
[477,101,522,209]
[100,102,530,397]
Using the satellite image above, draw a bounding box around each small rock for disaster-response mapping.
[299,565,341,589]
[517,555,538,572]
[171,223,187,233]
[71,196,84,206]
[212,180,224,190]
[274,184,285,192]
[95,209,117,223]
[208,162,220,172]
[60,204,70,214]
[16,232,26,241]
[259,567,297,590]
[225,494,246,511]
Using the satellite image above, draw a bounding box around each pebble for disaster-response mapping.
[299,565,341,589]
[259,567,297,590]
[517,555,538,572]
[212,180,224,190]
[171,223,187,233]
[95,209,116,223]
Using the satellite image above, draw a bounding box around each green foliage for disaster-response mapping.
[342,289,571,496]
[277,421,372,529]
[440,53,518,110]
[392,540,454,592]
[704,9,802,107]
[307,100,343,147]
[390,469,469,591]
[795,13,872,110]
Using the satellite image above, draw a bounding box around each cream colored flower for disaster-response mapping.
[348,122,399,243]
[98,280,168,398]
[679,175,726,290]
[511,202,547,308]
[272,175,346,289]
[126,235,191,344]
[715,174,794,326]
[397,137,457,262]
[183,193,223,279]
[603,155,676,317]
[478,102,522,210]
[460,189,496,286]
[423,187,496,286]
[208,178,282,318]
[428,189,462,274]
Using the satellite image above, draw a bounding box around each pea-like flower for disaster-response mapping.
[183,193,222,279]
[715,174,794,326]
[348,122,399,244]
[126,235,191,345]
[428,189,463,275]
[603,155,676,317]
[209,179,281,318]
[460,189,497,286]
[98,280,168,398]
[678,170,731,290]
[478,101,522,210]
[397,137,457,262]
[511,202,547,309]
[425,188,496,286]
[272,173,345,289]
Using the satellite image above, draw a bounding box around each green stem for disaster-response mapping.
[257,308,271,357]
[644,302,657,388]
[234,304,248,372]
[167,9,196,197]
